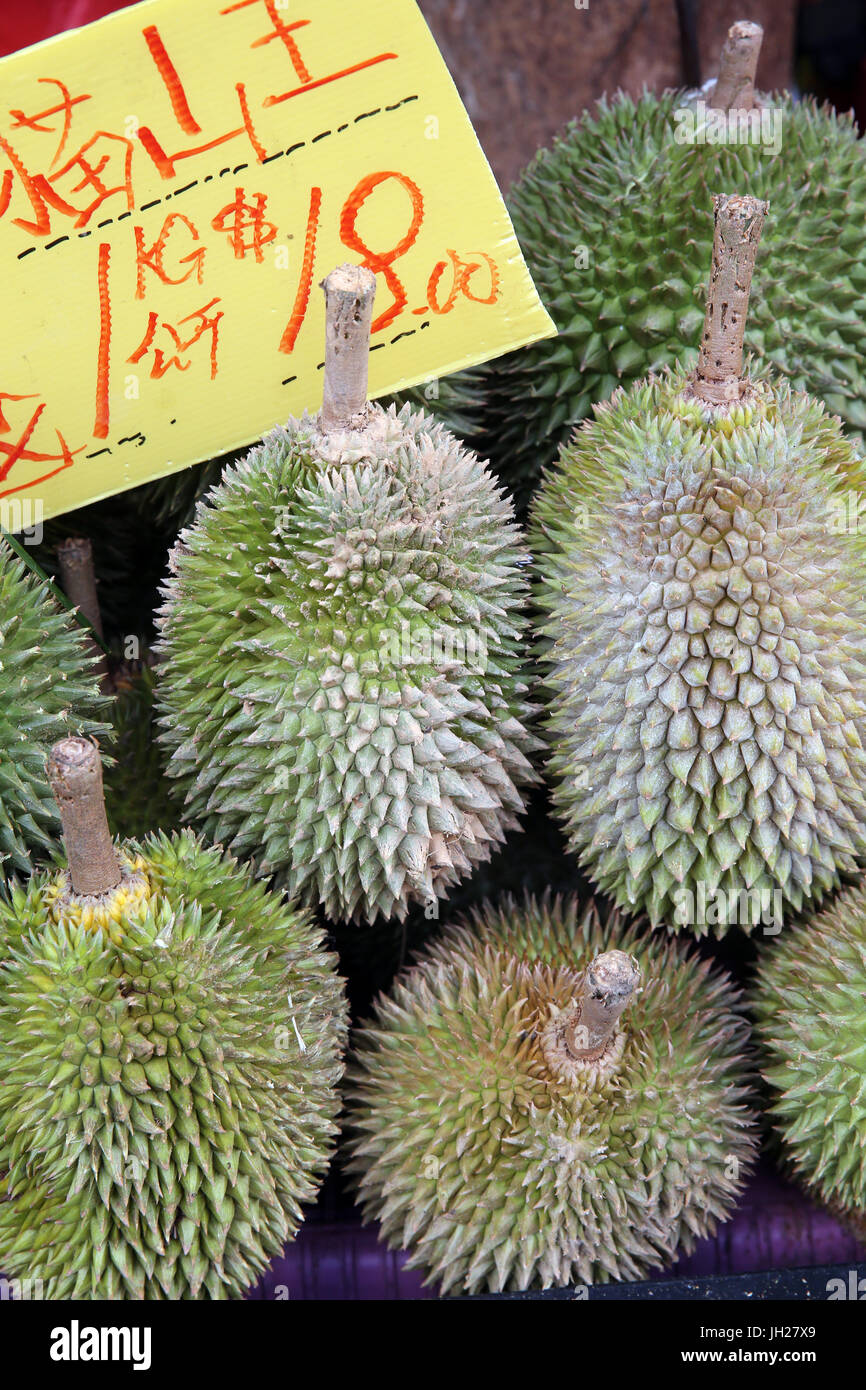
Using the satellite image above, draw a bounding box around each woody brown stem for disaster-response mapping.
[56,536,108,687]
[56,537,103,638]
[46,738,120,897]
[563,950,641,1061]
[710,20,763,111]
[320,264,377,432]
[692,193,767,405]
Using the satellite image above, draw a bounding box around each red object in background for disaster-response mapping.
[0,0,134,59]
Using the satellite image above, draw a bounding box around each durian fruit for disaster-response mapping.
[752,885,866,1232]
[347,892,757,1294]
[331,785,582,1014]
[532,193,866,933]
[0,537,107,889]
[156,264,539,924]
[479,20,866,508]
[141,378,483,537]
[0,737,347,1299]
[387,372,484,455]
[137,447,245,537]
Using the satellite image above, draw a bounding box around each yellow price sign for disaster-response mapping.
[0,0,553,527]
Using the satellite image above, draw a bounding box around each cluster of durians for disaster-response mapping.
[3,16,866,1301]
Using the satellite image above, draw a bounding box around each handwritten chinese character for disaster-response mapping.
[212,188,276,261]
[128,299,224,379]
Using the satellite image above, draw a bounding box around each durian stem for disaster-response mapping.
[564,950,641,1061]
[46,737,121,897]
[56,537,104,639]
[320,264,377,432]
[692,193,767,406]
[56,536,108,687]
[710,20,763,111]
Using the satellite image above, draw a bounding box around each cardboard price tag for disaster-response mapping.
[0,0,554,527]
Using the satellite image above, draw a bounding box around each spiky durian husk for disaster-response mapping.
[479,91,866,508]
[389,372,484,451]
[332,787,581,1008]
[103,659,182,841]
[137,451,240,536]
[155,403,540,925]
[347,892,756,1294]
[531,372,866,933]
[752,884,866,1218]
[0,830,347,1299]
[139,378,483,536]
[0,540,107,889]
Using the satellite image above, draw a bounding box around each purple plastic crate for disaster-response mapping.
[250,1164,866,1299]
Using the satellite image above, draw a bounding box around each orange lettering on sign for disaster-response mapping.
[212,187,277,261]
[426,249,500,314]
[279,185,322,353]
[8,77,91,167]
[340,171,424,333]
[0,392,82,498]
[128,298,224,379]
[134,213,206,298]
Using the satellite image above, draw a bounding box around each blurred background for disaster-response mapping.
[1,0,863,189]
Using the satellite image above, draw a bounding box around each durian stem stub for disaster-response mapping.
[564,950,641,1061]
[320,263,377,432]
[56,536,108,687]
[711,21,763,112]
[57,537,104,640]
[693,193,767,405]
[46,737,121,898]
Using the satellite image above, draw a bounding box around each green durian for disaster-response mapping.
[532,193,866,933]
[388,371,484,452]
[752,883,866,1229]
[0,737,347,1299]
[155,265,539,924]
[136,447,245,537]
[331,785,580,1012]
[347,892,757,1294]
[140,377,483,536]
[479,21,866,509]
[0,538,107,888]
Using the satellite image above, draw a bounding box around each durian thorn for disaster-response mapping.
[56,536,109,690]
[710,20,763,113]
[319,263,377,433]
[564,950,641,1061]
[46,736,121,898]
[692,192,767,406]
